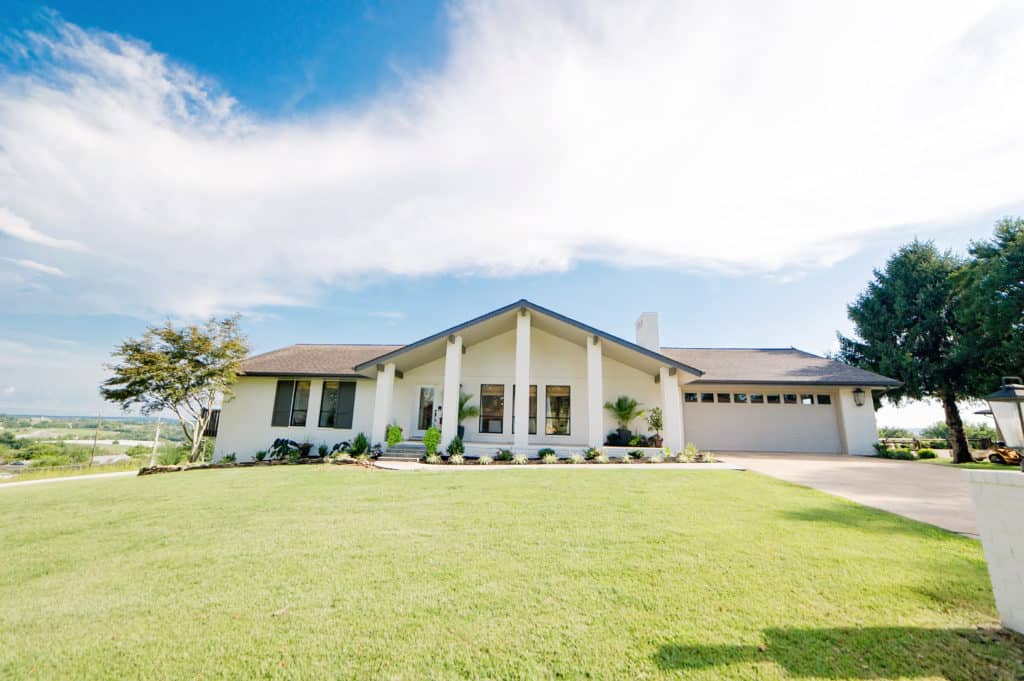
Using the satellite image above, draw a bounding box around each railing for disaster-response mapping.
[878,437,994,451]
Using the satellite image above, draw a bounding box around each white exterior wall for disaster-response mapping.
[836,387,878,456]
[214,376,376,461]
[966,470,1024,633]
[600,354,662,440]
[682,385,842,453]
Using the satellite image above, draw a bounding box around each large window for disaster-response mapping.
[319,381,356,429]
[479,384,505,434]
[545,385,571,435]
[271,379,310,427]
[512,385,537,434]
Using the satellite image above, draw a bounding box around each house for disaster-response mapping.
[213,299,898,460]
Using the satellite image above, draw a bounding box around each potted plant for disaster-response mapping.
[604,395,644,443]
[646,407,664,448]
[457,390,480,440]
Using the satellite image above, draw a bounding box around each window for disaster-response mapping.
[271,379,310,427]
[766,394,781,404]
[545,385,571,435]
[701,392,715,403]
[684,392,698,403]
[750,393,765,404]
[734,393,748,404]
[801,394,814,405]
[512,385,537,434]
[319,381,356,429]
[717,393,731,403]
[417,387,436,430]
[479,384,505,434]
[784,393,797,405]
[817,394,832,405]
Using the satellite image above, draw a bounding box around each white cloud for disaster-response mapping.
[1,3,1023,317]
[4,257,67,277]
[0,206,86,251]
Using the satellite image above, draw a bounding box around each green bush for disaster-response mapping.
[583,447,601,461]
[494,449,513,462]
[917,448,937,459]
[568,453,585,464]
[423,427,441,456]
[446,436,465,456]
[386,424,403,448]
[541,453,558,464]
[255,450,267,462]
[222,453,236,463]
[157,447,184,466]
[537,447,556,458]
[449,453,465,465]
[872,442,889,456]
[318,443,329,457]
[627,449,644,460]
[888,447,916,460]
[424,453,441,465]
[349,433,370,456]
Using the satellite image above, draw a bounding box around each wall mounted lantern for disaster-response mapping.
[852,388,866,407]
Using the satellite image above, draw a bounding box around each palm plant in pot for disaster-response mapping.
[604,395,644,444]
[646,407,664,448]
[457,390,480,440]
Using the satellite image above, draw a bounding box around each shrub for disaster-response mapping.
[512,454,528,465]
[674,449,691,463]
[647,452,664,463]
[349,433,370,456]
[887,447,916,460]
[569,453,585,464]
[222,453,236,463]
[627,449,644,460]
[157,447,184,466]
[449,453,465,465]
[594,452,609,464]
[583,447,601,461]
[478,455,494,465]
[495,449,514,462]
[541,453,558,464]
[538,447,556,458]
[917,448,937,459]
[318,443,329,457]
[424,453,442,464]
[447,436,465,456]
[872,441,890,456]
[423,427,441,455]
[255,450,267,462]
[684,442,699,459]
[287,447,302,464]
[386,424,403,448]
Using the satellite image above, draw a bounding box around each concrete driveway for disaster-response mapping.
[719,453,977,537]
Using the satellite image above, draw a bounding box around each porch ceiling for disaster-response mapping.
[354,299,703,380]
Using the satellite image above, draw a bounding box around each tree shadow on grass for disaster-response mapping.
[655,626,1024,680]
[779,506,948,537]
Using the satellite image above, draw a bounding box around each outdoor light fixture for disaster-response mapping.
[985,377,1024,472]
[852,388,865,407]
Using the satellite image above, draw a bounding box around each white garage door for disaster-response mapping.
[682,390,842,454]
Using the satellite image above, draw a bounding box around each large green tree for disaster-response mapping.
[955,217,1024,390]
[101,317,250,462]
[837,241,974,462]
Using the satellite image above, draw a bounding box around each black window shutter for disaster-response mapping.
[271,380,295,426]
[336,382,356,429]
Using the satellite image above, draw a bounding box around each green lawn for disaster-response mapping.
[0,468,1020,680]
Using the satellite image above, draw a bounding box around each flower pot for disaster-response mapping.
[651,435,663,448]
[965,470,1024,633]
[616,428,632,442]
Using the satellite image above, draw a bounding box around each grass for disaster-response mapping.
[0,460,141,484]
[917,457,1012,470]
[0,467,1020,680]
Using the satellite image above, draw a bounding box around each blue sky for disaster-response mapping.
[1,1,1021,425]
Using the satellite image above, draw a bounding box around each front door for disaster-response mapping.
[413,386,438,436]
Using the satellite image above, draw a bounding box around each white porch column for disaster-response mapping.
[660,367,684,453]
[441,335,463,445]
[586,335,603,448]
[371,363,396,447]
[513,308,531,450]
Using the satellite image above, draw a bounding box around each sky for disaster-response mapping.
[1,1,1021,427]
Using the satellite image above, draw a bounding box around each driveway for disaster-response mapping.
[719,453,977,537]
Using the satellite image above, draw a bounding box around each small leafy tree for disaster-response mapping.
[385,424,403,448]
[646,406,663,436]
[100,316,249,463]
[604,395,644,430]
[423,426,441,456]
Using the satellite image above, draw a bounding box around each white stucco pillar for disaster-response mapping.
[837,387,877,455]
[660,367,684,453]
[586,335,603,448]
[513,309,531,450]
[371,363,396,447]
[441,335,463,446]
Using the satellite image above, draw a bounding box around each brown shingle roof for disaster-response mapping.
[241,344,402,377]
[658,347,900,387]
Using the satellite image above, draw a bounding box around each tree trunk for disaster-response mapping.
[941,392,972,464]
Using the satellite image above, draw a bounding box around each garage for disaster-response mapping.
[682,387,843,454]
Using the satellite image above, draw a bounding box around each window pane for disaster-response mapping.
[735,393,748,404]
[417,387,435,430]
[750,393,764,404]
[479,384,504,434]
[336,382,356,429]
[783,394,797,405]
[817,394,832,405]
[271,380,295,427]
[319,381,339,428]
[290,381,310,426]
[717,393,731,403]
[766,394,781,404]
[684,392,698,403]
[545,385,570,435]
[801,394,814,405]
[701,393,714,403]
[511,385,537,434]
